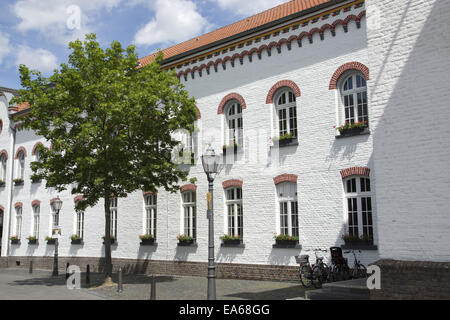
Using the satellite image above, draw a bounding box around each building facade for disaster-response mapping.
[1,0,449,297]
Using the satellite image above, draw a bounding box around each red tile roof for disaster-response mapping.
[139,0,335,67]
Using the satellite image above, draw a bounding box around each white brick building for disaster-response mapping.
[1,0,449,291]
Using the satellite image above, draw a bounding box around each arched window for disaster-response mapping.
[275,89,298,138]
[110,198,118,239]
[50,202,59,233]
[74,201,85,239]
[182,191,196,240]
[16,150,25,180]
[0,153,6,182]
[15,206,22,238]
[276,182,299,237]
[225,187,243,238]
[144,194,157,237]
[225,100,243,148]
[344,176,373,242]
[32,205,40,238]
[340,72,368,126]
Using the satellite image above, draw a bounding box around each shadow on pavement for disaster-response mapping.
[223,285,307,300]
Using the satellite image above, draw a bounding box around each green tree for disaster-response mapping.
[12,34,197,283]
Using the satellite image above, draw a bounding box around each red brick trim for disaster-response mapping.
[340,167,371,179]
[14,202,23,208]
[0,205,4,211]
[217,93,246,114]
[180,184,197,193]
[31,200,41,207]
[329,61,370,90]
[273,174,298,185]
[74,195,84,203]
[222,179,243,190]
[0,119,3,134]
[195,106,201,119]
[49,198,57,205]
[0,149,8,160]
[142,191,157,197]
[15,146,27,159]
[32,142,44,156]
[266,80,301,104]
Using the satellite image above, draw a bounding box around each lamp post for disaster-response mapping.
[52,196,63,277]
[201,146,220,300]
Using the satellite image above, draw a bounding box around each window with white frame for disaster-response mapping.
[32,205,40,238]
[182,191,196,240]
[51,203,59,230]
[340,72,368,126]
[275,90,298,138]
[225,187,243,238]
[15,206,22,238]
[344,176,373,240]
[0,153,6,182]
[224,101,243,147]
[16,150,25,180]
[144,194,157,237]
[75,209,84,239]
[276,182,299,237]
[110,197,118,238]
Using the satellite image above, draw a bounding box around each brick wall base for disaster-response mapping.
[370,259,450,300]
[3,256,299,282]
[0,257,7,268]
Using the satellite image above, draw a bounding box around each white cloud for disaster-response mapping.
[12,0,126,45]
[214,0,287,16]
[0,31,11,64]
[16,45,59,74]
[134,0,210,47]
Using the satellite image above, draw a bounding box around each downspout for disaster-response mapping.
[4,117,16,260]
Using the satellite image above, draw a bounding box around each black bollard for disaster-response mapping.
[117,267,123,293]
[150,275,156,300]
[86,265,90,287]
[29,260,33,274]
[65,262,70,280]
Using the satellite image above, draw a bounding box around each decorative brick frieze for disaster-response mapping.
[0,149,8,160]
[222,179,243,190]
[266,80,301,104]
[14,146,27,159]
[329,61,370,90]
[31,200,41,207]
[217,93,247,114]
[273,174,298,185]
[340,167,370,179]
[14,202,23,208]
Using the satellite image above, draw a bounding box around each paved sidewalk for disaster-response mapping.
[0,268,309,300]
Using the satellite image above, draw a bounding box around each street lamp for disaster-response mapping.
[201,146,220,300]
[52,196,63,277]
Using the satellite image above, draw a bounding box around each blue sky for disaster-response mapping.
[0,0,287,89]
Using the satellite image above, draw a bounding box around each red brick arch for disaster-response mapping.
[273,174,298,185]
[0,119,3,134]
[329,62,370,90]
[222,179,243,190]
[15,146,27,159]
[31,200,41,207]
[180,184,197,193]
[266,80,301,104]
[32,142,44,156]
[14,202,23,208]
[74,195,84,203]
[0,205,4,212]
[340,167,371,179]
[0,149,8,160]
[195,106,201,119]
[217,93,246,114]
[142,191,157,197]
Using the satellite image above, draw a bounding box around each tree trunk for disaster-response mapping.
[104,195,113,281]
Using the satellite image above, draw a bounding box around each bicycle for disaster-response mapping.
[329,247,351,282]
[344,250,367,279]
[311,249,331,286]
[295,254,321,288]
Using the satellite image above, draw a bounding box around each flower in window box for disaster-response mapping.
[27,236,38,244]
[102,235,115,244]
[273,234,299,245]
[341,233,362,244]
[13,178,24,185]
[30,174,42,183]
[271,133,296,146]
[71,234,83,244]
[10,236,20,244]
[0,179,5,187]
[139,234,155,244]
[220,234,241,245]
[177,234,194,245]
[334,121,367,135]
[45,236,56,245]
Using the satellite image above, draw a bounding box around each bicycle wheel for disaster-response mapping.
[357,264,367,278]
[299,265,313,288]
[320,263,331,283]
[311,265,323,289]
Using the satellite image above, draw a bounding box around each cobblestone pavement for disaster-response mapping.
[0,268,309,300]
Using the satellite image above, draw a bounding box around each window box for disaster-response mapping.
[46,238,56,245]
[178,240,196,246]
[140,238,156,245]
[271,135,298,148]
[177,235,195,246]
[276,239,298,246]
[10,237,20,245]
[0,181,5,187]
[102,236,116,245]
[71,239,83,245]
[341,244,378,251]
[31,177,42,184]
[13,179,24,186]
[339,127,365,136]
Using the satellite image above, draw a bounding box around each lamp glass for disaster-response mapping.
[53,196,63,211]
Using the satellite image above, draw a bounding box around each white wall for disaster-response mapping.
[3,5,379,267]
[367,0,450,262]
